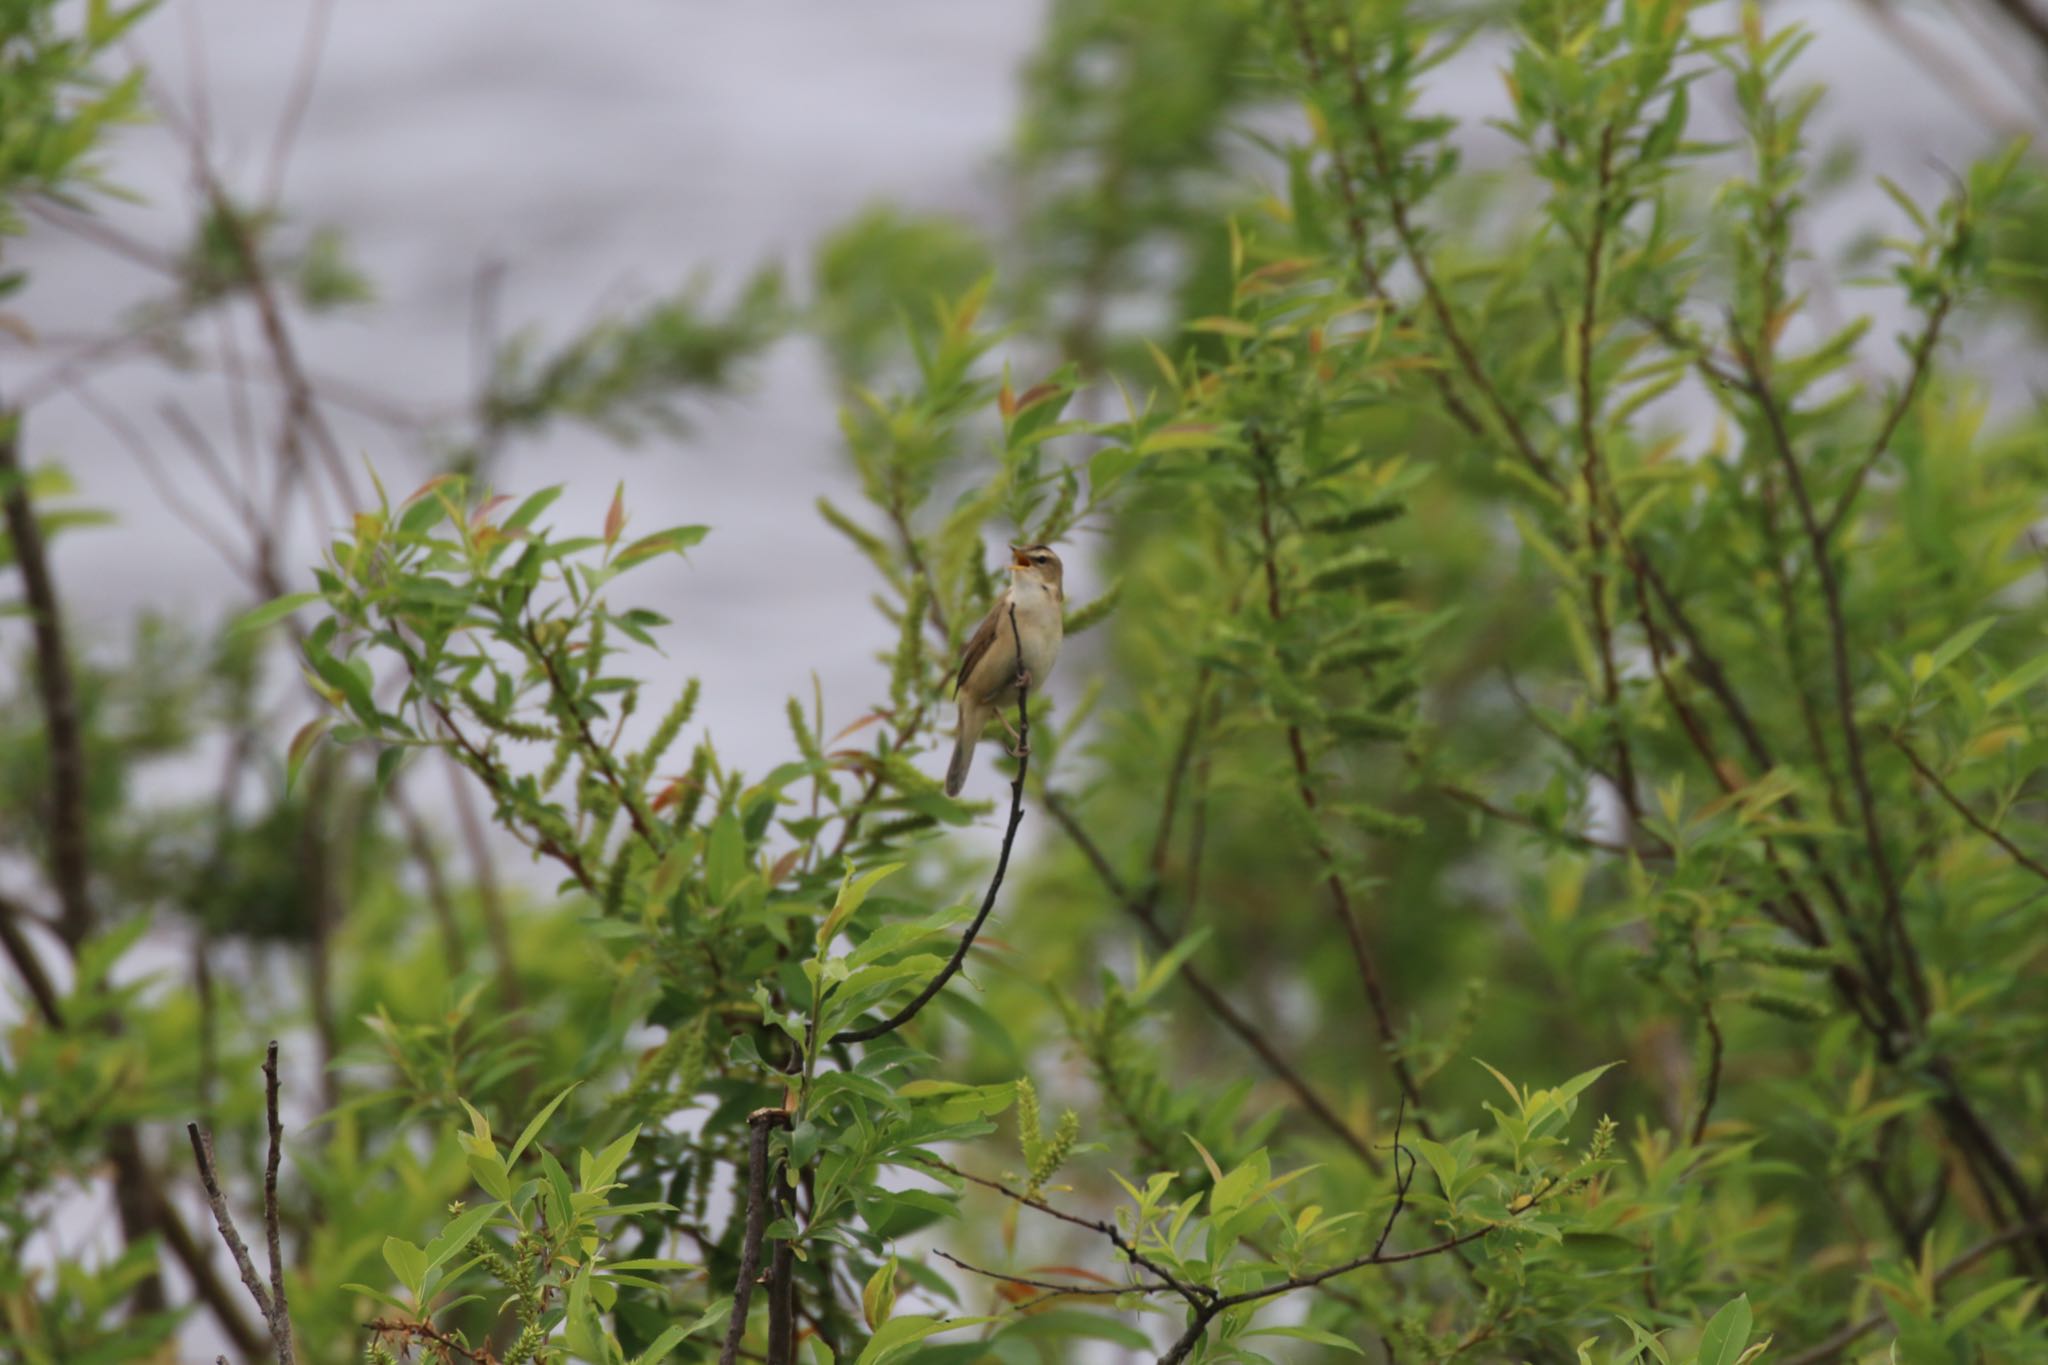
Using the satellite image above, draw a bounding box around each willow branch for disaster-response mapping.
[1041,791,1383,1174]
[831,604,1029,1044]
[1893,734,2048,887]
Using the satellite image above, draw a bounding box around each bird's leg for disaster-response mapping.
[996,708,1027,756]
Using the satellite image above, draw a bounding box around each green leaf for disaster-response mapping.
[228,590,323,635]
[862,1256,898,1330]
[633,1299,731,1365]
[424,1203,501,1276]
[285,718,328,794]
[1986,652,2048,708]
[1246,1325,1367,1354]
[615,525,710,569]
[1131,927,1212,1006]
[381,1237,428,1298]
[339,1282,413,1314]
[1693,1295,1751,1365]
[821,862,906,945]
[853,1315,992,1364]
[504,485,565,531]
[508,1083,579,1166]
[1918,617,1995,688]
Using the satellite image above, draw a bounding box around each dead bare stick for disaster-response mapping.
[188,1040,298,1364]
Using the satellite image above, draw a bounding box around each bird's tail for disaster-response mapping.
[945,720,976,797]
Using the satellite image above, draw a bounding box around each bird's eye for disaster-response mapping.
[1034,554,1048,564]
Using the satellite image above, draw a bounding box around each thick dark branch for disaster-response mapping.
[0,894,65,1027]
[719,1109,791,1365]
[832,604,1030,1044]
[0,413,93,948]
[766,1165,797,1365]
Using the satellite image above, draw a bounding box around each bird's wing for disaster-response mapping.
[953,593,1009,698]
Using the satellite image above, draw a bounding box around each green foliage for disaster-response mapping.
[8,0,2048,1362]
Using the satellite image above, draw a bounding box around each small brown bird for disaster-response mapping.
[945,544,1064,797]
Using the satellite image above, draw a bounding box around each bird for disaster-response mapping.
[945,544,1064,797]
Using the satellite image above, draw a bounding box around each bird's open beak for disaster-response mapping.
[1009,545,1031,570]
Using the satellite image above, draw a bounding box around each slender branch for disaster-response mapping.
[1893,734,2048,886]
[1778,1218,2048,1365]
[366,1318,496,1365]
[720,1109,792,1365]
[1292,0,1556,492]
[933,1249,1172,1301]
[1687,935,1725,1147]
[188,1125,278,1338]
[528,623,663,850]
[1818,289,1952,543]
[1572,126,1645,835]
[831,604,1030,1044]
[1729,328,1925,1018]
[1252,447,1422,1110]
[920,1158,1214,1309]
[1431,780,1649,859]
[1041,791,1384,1173]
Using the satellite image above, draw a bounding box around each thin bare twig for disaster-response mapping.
[831,603,1031,1044]
[933,1249,1168,1301]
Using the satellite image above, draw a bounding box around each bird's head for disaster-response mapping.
[1009,543,1064,597]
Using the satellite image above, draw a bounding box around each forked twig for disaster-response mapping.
[187,1040,297,1364]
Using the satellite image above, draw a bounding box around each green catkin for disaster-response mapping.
[672,743,712,831]
[1308,550,1403,593]
[540,731,576,792]
[457,684,553,741]
[1744,989,1830,1022]
[1063,582,1121,636]
[890,576,929,713]
[601,841,638,916]
[1305,500,1405,534]
[1313,641,1404,675]
[631,678,700,783]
